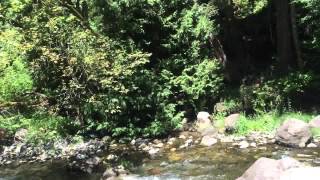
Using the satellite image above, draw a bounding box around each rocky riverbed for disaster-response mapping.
[1,113,320,179]
[1,134,320,180]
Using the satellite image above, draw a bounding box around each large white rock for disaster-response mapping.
[224,113,240,133]
[280,167,320,180]
[237,157,302,180]
[276,119,312,147]
[196,112,211,124]
[196,112,216,136]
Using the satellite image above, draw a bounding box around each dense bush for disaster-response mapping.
[1,0,320,141]
[0,0,222,138]
[0,113,69,142]
[240,72,313,113]
[0,29,33,102]
[174,59,224,112]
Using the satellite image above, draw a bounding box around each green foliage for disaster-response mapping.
[296,0,320,50]
[311,128,320,138]
[13,0,153,137]
[240,72,313,113]
[235,111,314,135]
[0,113,69,142]
[214,99,242,117]
[0,29,33,101]
[233,0,269,18]
[0,0,221,138]
[174,59,224,111]
[236,112,280,135]
[1,0,319,142]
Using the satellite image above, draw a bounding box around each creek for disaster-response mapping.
[0,143,319,180]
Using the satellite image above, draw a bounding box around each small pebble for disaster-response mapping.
[154,143,164,148]
[239,141,249,149]
[160,162,169,167]
[250,142,257,148]
[170,148,176,152]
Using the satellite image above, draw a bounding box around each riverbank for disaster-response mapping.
[0,130,280,168]
[1,130,320,180]
[1,129,320,171]
[1,112,320,179]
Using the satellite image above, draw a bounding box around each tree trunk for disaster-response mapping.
[290,2,304,69]
[274,0,295,71]
[220,1,248,82]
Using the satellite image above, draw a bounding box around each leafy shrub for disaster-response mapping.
[240,72,313,113]
[174,59,224,112]
[0,113,69,142]
[0,0,224,139]
[18,0,222,138]
[0,29,33,101]
[214,99,242,117]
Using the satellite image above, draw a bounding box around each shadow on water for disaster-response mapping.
[0,161,100,180]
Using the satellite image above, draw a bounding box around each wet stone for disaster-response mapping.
[220,136,234,143]
[154,142,164,148]
[250,142,257,148]
[239,141,249,149]
[307,143,317,148]
[185,139,193,146]
[170,148,177,152]
[160,161,169,167]
[200,136,217,147]
[148,148,160,156]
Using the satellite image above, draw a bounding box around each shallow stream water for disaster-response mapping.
[0,143,319,180]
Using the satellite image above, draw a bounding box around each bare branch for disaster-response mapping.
[59,0,99,37]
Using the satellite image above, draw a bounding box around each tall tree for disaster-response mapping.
[290,2,303,69]
[274,0,304,71]
[274,0,294,71]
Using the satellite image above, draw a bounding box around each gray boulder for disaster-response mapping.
[196,112,216,136]
[309,115,320,128]
[200,135,217,146]
[275,119,312,147]
[224,113,240,133]
[236,157,302,180]
[102,168,117,179]
[14,128,28,142]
